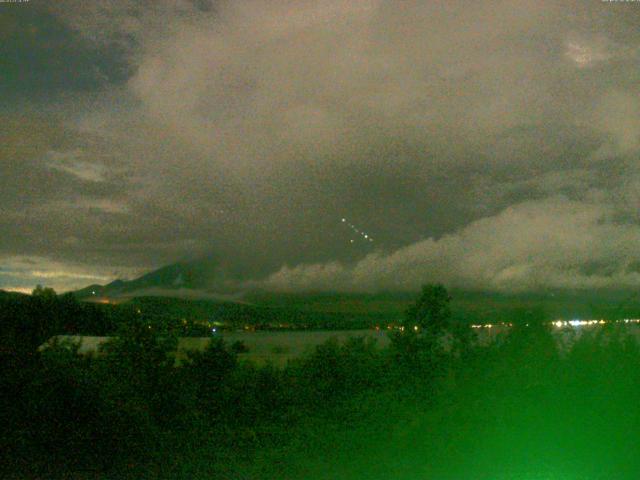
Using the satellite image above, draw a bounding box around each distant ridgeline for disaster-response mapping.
[3,287,640,356]
[447,289,640,325]
[0,289,402,355]
[71,258,640,328]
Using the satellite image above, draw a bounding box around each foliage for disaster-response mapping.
[5,285,640,478]
[404,283,452,333]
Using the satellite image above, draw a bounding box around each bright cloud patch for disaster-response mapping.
[259,197,640,292]
[46,150,108,183]
[0,256,140,293]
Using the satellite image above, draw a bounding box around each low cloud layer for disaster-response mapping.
[258,197,640,292]
[2,1,640,292]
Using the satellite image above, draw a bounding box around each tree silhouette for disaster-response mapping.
[31,284,57,300]
[405,283,452,335]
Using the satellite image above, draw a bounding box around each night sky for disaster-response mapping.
[2,0,640,293]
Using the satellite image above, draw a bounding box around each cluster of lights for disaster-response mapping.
[553,318,640,328]
[471,323,513,329]
[553,319,603,328]
[341,218,374,243]
[469,319,640,329]
[374,325,419,332]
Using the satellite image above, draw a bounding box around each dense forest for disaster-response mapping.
[3,285,640,479]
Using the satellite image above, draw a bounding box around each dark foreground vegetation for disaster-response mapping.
[3,285,640,479]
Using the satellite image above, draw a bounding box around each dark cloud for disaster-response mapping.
[0,6,130,98]
[2,0,640,292]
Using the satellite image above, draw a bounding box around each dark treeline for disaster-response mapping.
[0,289,394,348]
[128,295,396,330]
[0,287,119,353]
[3,284,640,478]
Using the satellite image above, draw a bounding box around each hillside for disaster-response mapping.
[71,261,640,328]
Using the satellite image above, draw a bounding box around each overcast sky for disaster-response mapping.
[2,0,640,293]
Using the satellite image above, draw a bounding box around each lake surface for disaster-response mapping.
[42,321,640,367]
